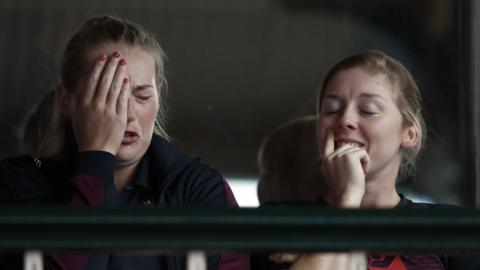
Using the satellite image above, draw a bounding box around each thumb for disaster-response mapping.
[360,150,370,175]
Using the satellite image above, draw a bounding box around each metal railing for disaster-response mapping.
[1,206,480,269]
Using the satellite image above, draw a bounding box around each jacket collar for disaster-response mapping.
[130,135,199,194]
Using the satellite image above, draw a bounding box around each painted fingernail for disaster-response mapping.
[119,59,127,65]
[113,51,121,58]
[98,54,107,61]
[123,78,129,84]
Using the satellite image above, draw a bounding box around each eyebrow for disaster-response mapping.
[323,93,386,101]
[323,94,341,100]
[359,93,386,101]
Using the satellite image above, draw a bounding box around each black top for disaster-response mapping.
[250,195,480,270]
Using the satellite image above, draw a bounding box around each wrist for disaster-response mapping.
[341,185,365,207]
[325,188,364,208]
[78,143,117,155]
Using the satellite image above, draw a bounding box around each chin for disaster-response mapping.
[115,146,143,165]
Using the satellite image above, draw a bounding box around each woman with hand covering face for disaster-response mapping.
[0,15,249,270]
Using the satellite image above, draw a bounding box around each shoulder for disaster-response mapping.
[1,155,47,181]
[148,135,224,183]
[0,155,65,203]
[148,135,235,206]
[171,161,232,206]
[398,194,457,209]
[148,135,199,174]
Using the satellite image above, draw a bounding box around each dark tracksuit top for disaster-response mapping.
[250,196,480,270]
[0,135,250,270]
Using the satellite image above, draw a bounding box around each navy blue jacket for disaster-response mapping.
[0,135,249,270]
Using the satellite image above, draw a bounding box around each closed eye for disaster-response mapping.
[322,110,340,115]
[360,110,377,116]
[321,99,342,115]
[135,95,153,101]
[132,84,155,102]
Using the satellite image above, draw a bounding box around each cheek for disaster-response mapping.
[138,102,159,130]
[364,120,402,151]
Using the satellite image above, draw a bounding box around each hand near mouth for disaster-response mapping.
[321,129,370,207]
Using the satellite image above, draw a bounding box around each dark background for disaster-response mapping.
[0,0,475,205]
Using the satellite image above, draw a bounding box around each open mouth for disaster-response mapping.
[122,131,139,145]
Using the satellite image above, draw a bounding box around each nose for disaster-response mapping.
[337,106,357,130]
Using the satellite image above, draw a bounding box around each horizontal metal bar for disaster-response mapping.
[0,206,479,252]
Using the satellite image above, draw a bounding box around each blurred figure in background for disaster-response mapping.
[257,115,325,204]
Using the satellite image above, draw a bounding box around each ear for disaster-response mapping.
[401,124,419,149]
[55,84,71,117]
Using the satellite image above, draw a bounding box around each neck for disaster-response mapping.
[361,163,401,208]
[114,161,139,192]
[361,182,400,208]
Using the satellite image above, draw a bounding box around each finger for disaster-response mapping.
[338,148,370,175]
[93,52,121,104]
[328,144,358,157]
[106,58,127,108]
[334,145,364,156]
[81,54,107,103]
[116,77,130,116]
[322,129,334,158]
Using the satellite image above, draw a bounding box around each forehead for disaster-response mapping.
[85,43,157,84]
[323,67,396,101]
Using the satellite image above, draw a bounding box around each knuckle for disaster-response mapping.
[87,76,98,86]
[91,102,103,111]
[79,100,89,109]
[117,97,125,105]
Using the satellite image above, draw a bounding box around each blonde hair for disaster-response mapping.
[317,50,426,177]
[27,15,170,158]
[22,91,58,157]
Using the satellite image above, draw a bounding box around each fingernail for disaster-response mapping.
[113,51,121,58]
[123,78,129,84]
[119,59,127,65]
[98,54,107,61]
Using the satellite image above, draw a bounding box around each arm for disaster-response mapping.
[46,152,116,270]
[69,151,116,206]
[46,51,130,270]
[289,253,366,270]
[0,51,129,270]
